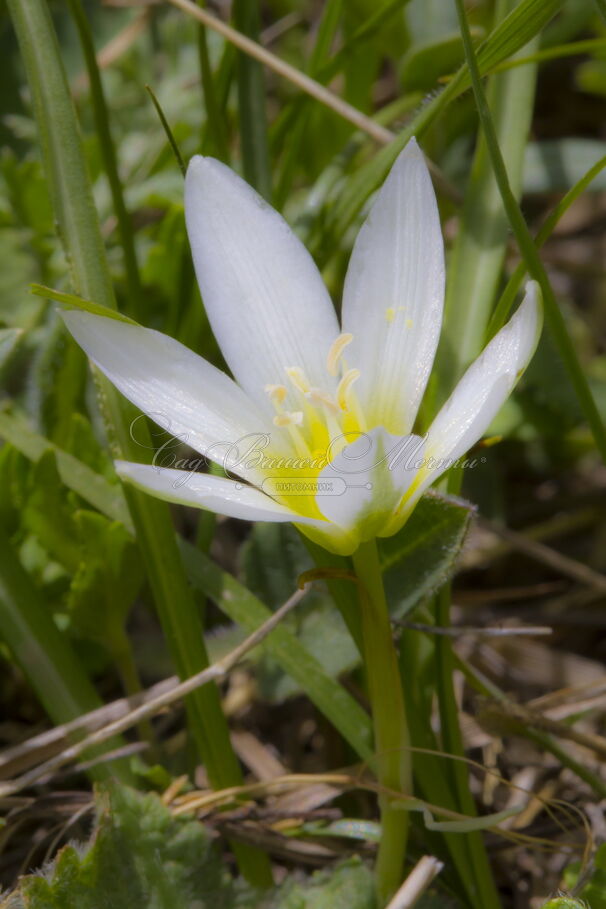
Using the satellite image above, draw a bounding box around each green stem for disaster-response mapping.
[352,539,410,906]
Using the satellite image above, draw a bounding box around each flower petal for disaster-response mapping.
[62,310,285,482]
[185,157,340,411]
[384,280,542,540]
[315,427,425,539]
[115,460,321,524]
[423,281,542,468]
[342,138,445,434]
[382,283,542,538]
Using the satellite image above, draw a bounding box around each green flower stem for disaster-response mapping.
[352,539,410,906]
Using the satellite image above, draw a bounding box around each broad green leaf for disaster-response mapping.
[32,313,86,445]
[21,450,81,573]
[180,538,374,762]
[380,492,473,618]
[0,410,132,531]
[67,511,143,650]
[11,785,378,909]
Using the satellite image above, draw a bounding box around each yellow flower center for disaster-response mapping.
[265,333,366,463]
[261,333,368,521]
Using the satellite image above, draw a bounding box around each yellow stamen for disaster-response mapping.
[336,368,361,411]
[385,308,395,324]
[273,411,303,427]
[306,388,339,413]
[405,318,413,329]
[285,367,311,394]
[326,332,354,376]
[265,383,287,404]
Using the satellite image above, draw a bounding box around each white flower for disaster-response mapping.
[62,139,542,556]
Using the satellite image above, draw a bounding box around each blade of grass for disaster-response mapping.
[273,0,344,204]
[455,0,606,462]
[144,85,186,176]
[233,0,272,199]
[7,0,270,884]
[66,0,143,322]
[482,37,606,75]
[195,1,228,159]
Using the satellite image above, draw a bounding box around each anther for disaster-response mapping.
[306,388,339,413]
[273,411,304,427]
[326,333,354,376]
[265,383,287,404]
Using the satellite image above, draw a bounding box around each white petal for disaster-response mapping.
[62,311,285,482]
[315,427,425,539]
[185,157,340,412]
[381,283,542,538]
[116,460,319,524]
[424,281,542,468]
[342,138,445,434]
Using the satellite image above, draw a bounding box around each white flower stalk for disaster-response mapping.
[62,139,542,556]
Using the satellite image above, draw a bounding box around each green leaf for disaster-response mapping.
[379,492,473,617]
[180,539,374,762]
[67,511,143,649]
[19,786,224,909]
[21,450,81,573]
[0,410,133,531]
[13,785,377,909]
[30,284,138,324]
